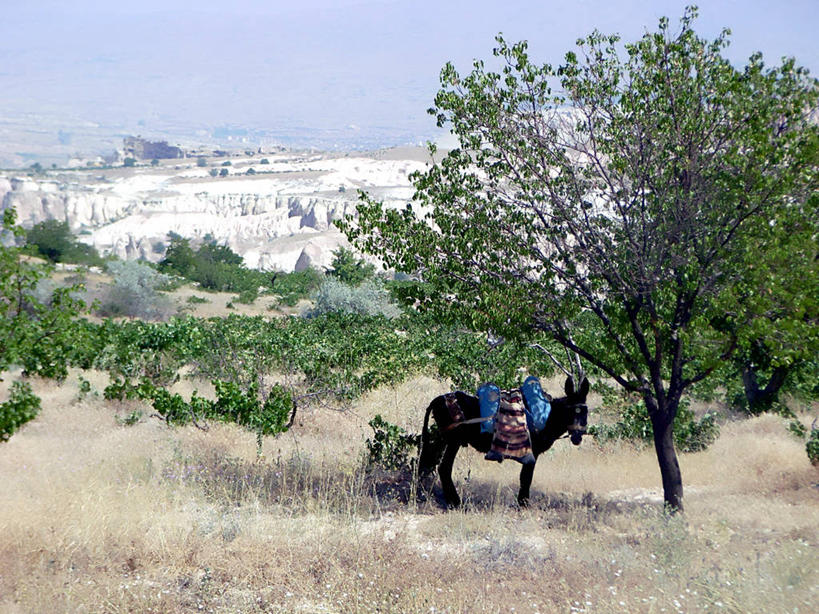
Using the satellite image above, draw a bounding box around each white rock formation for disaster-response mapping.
[0,148,428,271]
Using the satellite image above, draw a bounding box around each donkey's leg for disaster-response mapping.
[438,442,462,508]
[517,461,537,507]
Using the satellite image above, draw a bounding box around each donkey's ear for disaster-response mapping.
[564,376,575,397]
[579,377,590,398]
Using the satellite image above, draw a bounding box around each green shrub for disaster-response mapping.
[186,295,210,304]
[260,158,270,164]
[123,158,136,167]
[788,419,807,439]
[0,381,41,442]
[270,268,324,307]
[807,426,819,466]
[105,377,292,444]
[116,410,143,426]
[159,235,265,295]
[76,375,96,401]
[365,415,420,472]
[328,247,375,285]
[305,279,401,319]
[209,168,219,177]
[219,168,229,177]
[234,288,258,304]
[25,220,103,266]
[196,157,208,167]
[589,395,720,453]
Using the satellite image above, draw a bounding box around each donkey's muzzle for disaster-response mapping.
[568,425,586,446]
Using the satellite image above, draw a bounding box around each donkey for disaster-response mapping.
[419,376,590,508]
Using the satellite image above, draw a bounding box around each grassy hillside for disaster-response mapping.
[1,371,816,613]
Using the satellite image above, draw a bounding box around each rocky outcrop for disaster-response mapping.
[0,150,424,271]
[2,178,134,227]
[0,176,385,271]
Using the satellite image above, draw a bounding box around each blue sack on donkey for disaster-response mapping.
[476,382,500,434]
[521,375,551,432]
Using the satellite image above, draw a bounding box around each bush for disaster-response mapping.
[365,415,420,472]
[221,161,232,167]
[305,279,401,319]
[807,425,819,466]
[1,380,41,442]
[328,247,375,286]
[159,235,265,295]
[270,268,324,307]
[98,260,173,320]
[589,394,720,453]
[219,168,229,177]
[105,377,293,444]
[260,158,270,164]
[3,208,87,381]
[123,158,136,167]
[209,168,219,177]
[196,157,207,167]
[234,288,258,304]
[25,220,103,266]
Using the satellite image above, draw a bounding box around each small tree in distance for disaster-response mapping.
[328,247,375,286]
[343,8,818,511]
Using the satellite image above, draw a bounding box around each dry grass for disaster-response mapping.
[1,372,817,613]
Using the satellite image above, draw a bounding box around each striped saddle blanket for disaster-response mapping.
[484,389,535,465]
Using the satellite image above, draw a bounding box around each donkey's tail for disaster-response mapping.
[417,399,438,477]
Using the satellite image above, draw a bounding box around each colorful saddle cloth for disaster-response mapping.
[484,389,535,465]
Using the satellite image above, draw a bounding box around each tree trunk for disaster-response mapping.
[742,364,789,414]
[650,407,684,513]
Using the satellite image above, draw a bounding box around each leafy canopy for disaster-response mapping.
[343,7,818,510]
[345,8,818,402]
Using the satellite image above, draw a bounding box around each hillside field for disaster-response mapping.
[1,369,816,614]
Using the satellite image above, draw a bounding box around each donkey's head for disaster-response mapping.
[563,376,590,445]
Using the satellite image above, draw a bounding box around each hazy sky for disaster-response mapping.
[2,0,817,150]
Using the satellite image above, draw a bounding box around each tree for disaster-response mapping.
[158,233,197,278]
[1,208,85,383]
[25,219,103,266]
[328,247,375,286]
[25,219,73,262]
[724,191,818,414]
[343,8,818,511]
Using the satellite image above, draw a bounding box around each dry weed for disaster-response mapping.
[0,374,816,613]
